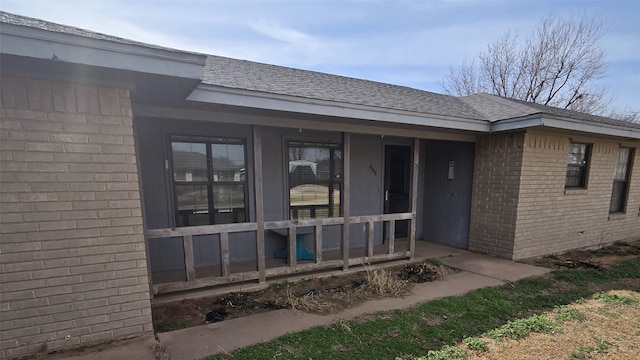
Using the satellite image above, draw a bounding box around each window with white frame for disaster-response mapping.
[609,147,633,213]
[170,136,247,227]
[288,141,342,220]
[565,143,590,188]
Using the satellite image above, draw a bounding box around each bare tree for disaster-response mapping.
[442,13,637,121]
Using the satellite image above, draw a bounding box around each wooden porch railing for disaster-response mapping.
[146,212,414,295]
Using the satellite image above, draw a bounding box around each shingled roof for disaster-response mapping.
[202,56,485,120]
[462,93,640,129]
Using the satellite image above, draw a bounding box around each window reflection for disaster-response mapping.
[171,137,247,227]
[288,141,342,220]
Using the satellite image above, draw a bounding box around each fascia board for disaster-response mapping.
[186,85,490,132]
[0,22,206,79]
[134,104,479,142]
[492,115,640,139]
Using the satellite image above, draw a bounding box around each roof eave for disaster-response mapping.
[187,84,490,132]
[491,114,640,139]
[0,22,206,79]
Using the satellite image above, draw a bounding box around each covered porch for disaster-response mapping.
[143,127,422,296]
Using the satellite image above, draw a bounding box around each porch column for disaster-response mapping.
[253,126,266,283]
[341,132,351,270]
[409,137,420,259]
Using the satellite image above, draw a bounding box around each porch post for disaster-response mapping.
[409,137,420,259]
[341,132,351,270]
[253,126,266,283]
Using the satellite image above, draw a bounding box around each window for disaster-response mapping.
[288,141,341,219]
[609,147,633,213]
[171,136,247,227]
[565,143,590,188]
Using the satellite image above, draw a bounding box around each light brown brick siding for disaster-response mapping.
[470,130,640,260]
[512,132,640,259]
[468,132,525,259]
[0,74,152,359]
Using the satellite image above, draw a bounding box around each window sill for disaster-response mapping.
[608,213,626,221]
[564,188,588,196]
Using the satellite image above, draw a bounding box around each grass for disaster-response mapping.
[202,257,640,360]
[592,291,640,306]
[569,338,611,360]
[485,313,554,340]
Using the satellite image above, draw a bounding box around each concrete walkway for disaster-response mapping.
[55,243,550,360]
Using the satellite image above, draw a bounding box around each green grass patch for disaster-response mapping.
[463,337,487,352]
[423,345,468,360]
[486,314,554,340]
[592,292,640,305]
[569,337,611,359]
[202,257,640,360]
[553,306,584,323]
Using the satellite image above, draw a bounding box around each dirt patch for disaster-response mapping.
[153,242,640,334]
[464,290,640,360]
[520,240,640,270]
[152,260,449,332]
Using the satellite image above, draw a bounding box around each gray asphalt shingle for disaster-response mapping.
[202,56,486,120]
[462,93,640,129]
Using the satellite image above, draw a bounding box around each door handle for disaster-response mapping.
[385,190,389,201]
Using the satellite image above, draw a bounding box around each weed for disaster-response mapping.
[284,288,331,313]
[594,338,610,352]
[425,258,444,267]
[364,267,407,296]
[270,280,292,290]
[553,306,584,323]
[463,337,487,352]
[569,337,610,359]
[426,345,468,360]
[486,314,554,340]
[597,309,621,318]
[592,292,640,306]
[335,319,352,334]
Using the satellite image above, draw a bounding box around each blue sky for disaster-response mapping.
[2,0,638,111]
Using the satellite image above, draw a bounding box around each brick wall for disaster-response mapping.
[468,132,525,259]
[470,130,640,260]
[512,132,640,259]
[0,74,153,359]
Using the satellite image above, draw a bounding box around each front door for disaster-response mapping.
[384,145,411,237]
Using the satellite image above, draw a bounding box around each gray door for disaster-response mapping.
[422,140,474,249]
[384,145,411,237]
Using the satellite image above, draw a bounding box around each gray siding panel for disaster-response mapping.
[422,140,474,248]
[349,134,384,246]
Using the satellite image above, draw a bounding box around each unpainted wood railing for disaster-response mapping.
[146,212,414,295]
